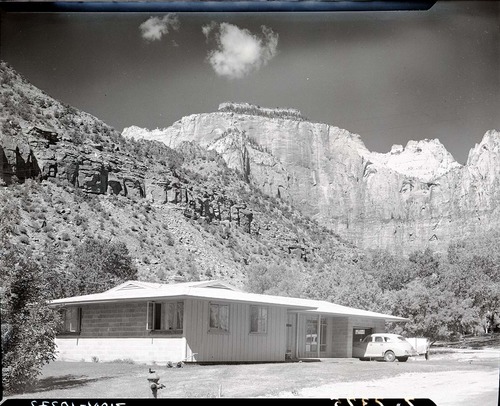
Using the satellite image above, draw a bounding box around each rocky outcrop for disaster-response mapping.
[123,103,500,254]
[1,126,146,197]
[1,126,254,233]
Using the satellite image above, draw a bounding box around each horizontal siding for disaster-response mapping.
[78,302,149,338]
[64,302,186,338]
[184,299,287,362]
[331,316,349,357]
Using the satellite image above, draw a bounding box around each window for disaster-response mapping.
[209,303,229,332]
[147,302,162,330]
[374,336,384,343]
[250,306,268,334]
[320,317,328,352]
[61,307,81,333]
[166,302,184,331]
[147,301,184,332]
[305,317,318,352]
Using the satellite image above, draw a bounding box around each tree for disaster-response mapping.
[1,245,61,393]
[304,262,383,311]
[246,259,305,298]
[1,197,60,393]
[67,237,138,296]
[385,281,479,342]
[444,236,500,334]
[361,249,411,292]
[408,248,440,279]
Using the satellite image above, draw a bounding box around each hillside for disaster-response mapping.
[123,103,500,255]
[0,60,366,302]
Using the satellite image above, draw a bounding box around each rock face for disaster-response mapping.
[0,64,254,236]
[123,103,500,254]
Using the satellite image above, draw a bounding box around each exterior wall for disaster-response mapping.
[347,317,386,358]
[55,301,388,363]
[56,301,186,363]
[55,337,185,364]
[183,299,288,362]
[330,316,350,357]
[296,314,386,358]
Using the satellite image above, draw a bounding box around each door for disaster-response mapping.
[368,335,385,357]
[353,328,372,344]
[352,328,372,357]
[286,313,297,359]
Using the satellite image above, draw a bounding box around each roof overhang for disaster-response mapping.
[49,290,317,311]
[298,309,409,322]
[48,280,409,321]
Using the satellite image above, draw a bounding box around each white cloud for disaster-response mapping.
[204,22,279,79]
[140,14,180,42]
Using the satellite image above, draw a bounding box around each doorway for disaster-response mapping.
[353,327,372,344]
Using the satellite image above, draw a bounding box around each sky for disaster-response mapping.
[1,1,499,164]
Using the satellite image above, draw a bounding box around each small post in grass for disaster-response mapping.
[147,368,165,398]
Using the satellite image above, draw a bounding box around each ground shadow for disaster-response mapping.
[31,374,113,393]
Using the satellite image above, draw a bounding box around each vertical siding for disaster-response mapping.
[184,299,288,362]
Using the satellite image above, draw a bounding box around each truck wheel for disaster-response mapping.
[397,356,408,362]
[384,350,396,362]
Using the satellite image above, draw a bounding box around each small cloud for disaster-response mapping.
[140,14,180,42]
[204,22,279,79]
[202,21,218,39]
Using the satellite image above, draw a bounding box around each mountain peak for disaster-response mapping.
[365,137,461,182]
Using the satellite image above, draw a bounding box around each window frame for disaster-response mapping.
[147,301,184,333]
[319,316,328,352]
[146,301,163,331]
[208,302,230,333]
[249,305,268,334]
[60,306,82,335]
[165,301,184,331]
[305,317,318,352]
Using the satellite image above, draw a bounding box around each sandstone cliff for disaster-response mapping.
[123,103,500,254]
[1,62,364,287]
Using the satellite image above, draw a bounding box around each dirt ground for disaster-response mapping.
[3,347,499,405]
[276,348,499,406]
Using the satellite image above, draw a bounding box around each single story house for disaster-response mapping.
[51,280,408,364]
